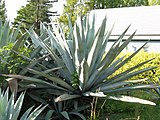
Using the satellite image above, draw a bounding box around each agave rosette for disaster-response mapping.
[3,15,158,105]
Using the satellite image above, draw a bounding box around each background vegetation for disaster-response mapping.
[0,0,7,23]
[112,51,160,82]
[13,0,54,34]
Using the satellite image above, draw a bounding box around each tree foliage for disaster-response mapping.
[0,0,7,23]
[92,0,149,9]
[58,0,93,37]
[149,0,160,5]
[13,0,53,34]
[59,0,149,36]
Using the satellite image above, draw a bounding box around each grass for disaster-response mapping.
[92,90,160,120]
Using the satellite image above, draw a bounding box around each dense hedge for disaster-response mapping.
[111,51,160,83]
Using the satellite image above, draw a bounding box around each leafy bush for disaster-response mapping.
[0,43,31,74]
[112,51,160,83]
[0,20,30,86]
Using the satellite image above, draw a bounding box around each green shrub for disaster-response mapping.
[0,20,31,86]
[112,51,160,83]
[0,43,31,86]
[0,43,30,73]
[0,20,30,86]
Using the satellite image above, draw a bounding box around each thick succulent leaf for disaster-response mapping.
[105,58,155,84]
[27,29,42,47]
[13,52,49,75]
[78,16,86,57]
[2,74,68,91]
[98,25,131,69]
[39,38,62,64]
[20,106,34,120]
[27,93,48,105]
[28,68,74,91]
[12,92,25,120]
[61,111,70,120]
[28,29,63,66]
[42,66,63,74]
[0,84,46,120]
[30,46,42,59]
[11,24,21,42]
[73,24,82,72]
[98,78,149,91]
[19,58,41,75]
[108,95,156,105]
[46,89,68,96]
[0,21,10,47]
[47,26,75,74]
[108,66,156,84]
[55,94,81,102]
[87,17,107,75]
[53,23,71,55]
[95,65,155,90]
[83,92,106,97]
[25,105,46,120]
[118,31,136,53]
[88,56,125,89]
[107,42,149,78]
[67,14,75,56]
[96,25,114,66]
[79,59,89,91]
[0,88,8,118]
[74,23,84,65]
[6,92,14,119]
[40,22,49,40]
[12,32,28,51]
[94,57,155,87]
[86,14,96,52]
[85,69,99,91]
[45,110,54,120]
[104,84,159,93]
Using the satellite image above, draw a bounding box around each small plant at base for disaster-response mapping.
[0,88,46,120]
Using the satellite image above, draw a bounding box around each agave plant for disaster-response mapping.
[3,15,159,113]
[0,88,46,120]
